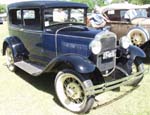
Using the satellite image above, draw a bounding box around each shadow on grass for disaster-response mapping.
[15,68,55,94]
[92,86,139,110]
[15,68,61,105]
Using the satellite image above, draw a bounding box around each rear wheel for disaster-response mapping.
[5,46,16,72]
[55,69,94,113]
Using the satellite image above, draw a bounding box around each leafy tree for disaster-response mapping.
[128,0,142,4]
[70,0,105,11]
[0,4,6,13]
[112,0,150,4]
[111,0,126,3]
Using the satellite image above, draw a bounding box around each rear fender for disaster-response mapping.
[2,36,29,61]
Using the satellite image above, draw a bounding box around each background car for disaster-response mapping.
[90,3,150,63]
[94,3,148,45]
[0,17,3,24]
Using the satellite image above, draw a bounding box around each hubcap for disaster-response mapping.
[64,77,84,104]
[65,82,82,100]
[131,33,145,46]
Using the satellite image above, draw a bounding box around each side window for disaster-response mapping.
[23,8,41,30]
[9,9,21,25]
[106,10,121,21]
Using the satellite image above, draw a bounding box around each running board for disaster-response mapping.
[14,61,44,76]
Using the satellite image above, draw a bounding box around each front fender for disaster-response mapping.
[44,54,96,74]
[128,45,146,60]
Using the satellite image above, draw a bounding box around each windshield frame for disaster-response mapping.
[43,7,87,29]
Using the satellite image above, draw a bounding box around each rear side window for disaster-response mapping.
[9,9,21,25]
[23,8,41,30]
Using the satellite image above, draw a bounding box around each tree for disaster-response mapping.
[128,0,142,4]
[112,0,150,4]
[0,4,6,13]
[112,0,126,3]
[70,0,105,11]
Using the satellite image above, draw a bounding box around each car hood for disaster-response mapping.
[59,28,102,39]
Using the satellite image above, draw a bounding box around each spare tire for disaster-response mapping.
[127,27,149,46]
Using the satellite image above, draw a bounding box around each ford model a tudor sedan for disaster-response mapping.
[2,1,145,113]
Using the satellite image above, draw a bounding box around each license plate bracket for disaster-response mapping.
[103,50,116,60]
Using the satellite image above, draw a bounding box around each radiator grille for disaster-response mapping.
[97,37,116,72]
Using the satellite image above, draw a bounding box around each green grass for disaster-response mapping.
[0,22,150,115]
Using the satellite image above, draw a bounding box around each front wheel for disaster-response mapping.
[55,69,94,113]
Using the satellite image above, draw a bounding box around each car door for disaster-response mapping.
[20,8,46,64]
[105,9,133,39]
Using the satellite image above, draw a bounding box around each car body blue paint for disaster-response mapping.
[129,45,146,60]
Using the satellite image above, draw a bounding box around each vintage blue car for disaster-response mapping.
[2,1,145,113]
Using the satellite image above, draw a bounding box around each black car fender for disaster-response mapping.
[140,40,150,64]
[128,45,146,60]
[45,54,95,74]
[44,54,105,83]
[2,36,29,61]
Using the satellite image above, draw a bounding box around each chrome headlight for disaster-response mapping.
[119,36,131,49]
[89,40,102,55]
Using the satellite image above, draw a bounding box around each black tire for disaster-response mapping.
[55,69,94,113]
[127,58,144,86]
[5,46,16,72]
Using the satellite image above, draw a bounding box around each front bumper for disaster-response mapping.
[85,71,144,96]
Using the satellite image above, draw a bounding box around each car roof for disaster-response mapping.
[8,0,88,9]
[98,3,141,13]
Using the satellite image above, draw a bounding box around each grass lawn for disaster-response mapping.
[0,22,150,115]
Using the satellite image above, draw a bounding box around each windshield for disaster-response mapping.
[124,9,147,20]
[44,8,86,27]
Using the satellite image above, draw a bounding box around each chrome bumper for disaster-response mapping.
[85,71,144,96]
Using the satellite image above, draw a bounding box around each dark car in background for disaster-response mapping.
[0,17,3,24]
[2,1,145,113]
